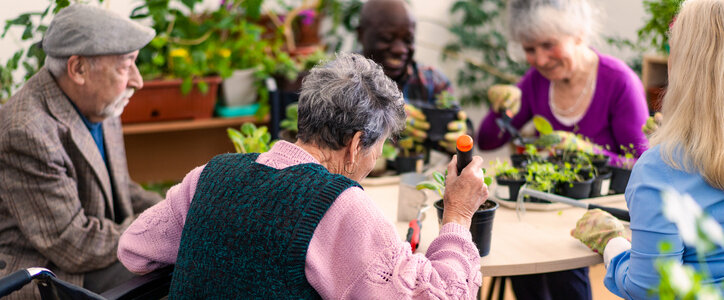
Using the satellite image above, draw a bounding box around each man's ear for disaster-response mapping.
[66,55,87,85]
[347,131,364,165]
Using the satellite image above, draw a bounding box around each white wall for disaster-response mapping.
[0,0,647,106]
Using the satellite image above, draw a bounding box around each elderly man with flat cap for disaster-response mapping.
[358,0,469,153]
[0,4,161,298]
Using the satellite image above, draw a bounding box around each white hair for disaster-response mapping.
[44,56,69,78]
[506,0,600,45]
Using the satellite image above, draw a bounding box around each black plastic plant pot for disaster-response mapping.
[510,154,529,169]
[420,105,460,143]
[609,166,632,194]
[558,178,594,199]
[591,155,610,171]
[395,154,424,174]
[495,176,526,202]
[434,199,498,257]
[590,171,613,198]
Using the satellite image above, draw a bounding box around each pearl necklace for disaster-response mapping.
[549,68,596,116]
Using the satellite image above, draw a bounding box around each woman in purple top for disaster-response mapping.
[478,2,649,167]
[477,0,649,299]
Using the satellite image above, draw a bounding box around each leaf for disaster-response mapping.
[433,172,446,186]
[533,115,554,135]
[484,177,492,186]
[416,181,442,191]
[240,123,256,136]
[180,78,192,95]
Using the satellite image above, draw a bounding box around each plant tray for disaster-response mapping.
[492,190,625,211]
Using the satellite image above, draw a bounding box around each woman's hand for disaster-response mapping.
[441,155,489,228]
[571,209,630,254]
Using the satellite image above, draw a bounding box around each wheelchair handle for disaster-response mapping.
[0,269,32,297]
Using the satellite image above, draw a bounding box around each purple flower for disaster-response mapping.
[298,9,316,26]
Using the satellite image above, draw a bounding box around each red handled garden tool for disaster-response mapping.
[406,205,430,252]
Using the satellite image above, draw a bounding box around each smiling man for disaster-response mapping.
[358,0,469,153]
[358,0,452,103]
[0,4,161,299]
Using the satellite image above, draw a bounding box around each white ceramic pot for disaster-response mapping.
[220,68,257,107]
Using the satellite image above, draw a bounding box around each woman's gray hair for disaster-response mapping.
[296,52,405,150]
[506,0,599,45]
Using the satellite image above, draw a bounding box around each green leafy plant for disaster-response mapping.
[227,122,276,153]
[415,169,493,198]
[617,143,638,170]
[434,91,458,109]
[382,139,397,160]
[279,103,299,133]
[442,0,528,106]
[492,159,521,180]
[524,162,558,193]
[639,0,684,54]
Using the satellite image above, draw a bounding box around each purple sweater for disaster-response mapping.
[478,52,649,164]
[118,141,482,299]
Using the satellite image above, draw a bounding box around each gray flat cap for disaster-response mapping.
[42,4,155,57]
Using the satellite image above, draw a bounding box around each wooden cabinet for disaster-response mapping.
[123,116,267,183]
[641,53,668,113]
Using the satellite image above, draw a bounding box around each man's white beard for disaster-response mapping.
[99,88,133,119]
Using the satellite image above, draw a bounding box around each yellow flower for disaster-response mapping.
[218,48,231,58]
[169,48,189,58]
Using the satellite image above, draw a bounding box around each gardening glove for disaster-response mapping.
[642,112,663,138]
[571,209,630,254]
[404,104,429,143]
[551,130,595,154]
[487,84,522,116]
[439,110,469,153]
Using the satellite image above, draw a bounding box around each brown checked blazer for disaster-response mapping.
[0,68,161,299]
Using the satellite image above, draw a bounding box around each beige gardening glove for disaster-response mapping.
[642,112,663,138]
[404,104,429,143]
[439,110,469,153]
[571,209,630,254]
[487,84,522,116]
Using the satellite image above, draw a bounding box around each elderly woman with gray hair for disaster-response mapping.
[478,0,649,166]
[117,53,489,299]
[476,0,649,299]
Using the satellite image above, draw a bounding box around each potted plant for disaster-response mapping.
[394,137,426,174]
[492,159,525,202]
[416,170,497,257]
[227,122,276,154]
[555,162,595,199]
[523,161,558,203]
[609,144,638,194]
[417,91,462,146]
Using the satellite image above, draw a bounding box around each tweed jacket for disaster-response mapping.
[0,68,161,299]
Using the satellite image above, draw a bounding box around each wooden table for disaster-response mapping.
[363,180,628,277]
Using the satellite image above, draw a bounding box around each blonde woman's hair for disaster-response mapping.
[650,0,724,189]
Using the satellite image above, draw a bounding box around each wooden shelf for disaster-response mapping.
[123,115,267,135]
[122,116,269,183]
[641,53,668,113]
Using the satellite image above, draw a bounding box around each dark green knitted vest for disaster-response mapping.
[169,153,361,299]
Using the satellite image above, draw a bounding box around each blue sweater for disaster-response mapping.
[606,145,724,298]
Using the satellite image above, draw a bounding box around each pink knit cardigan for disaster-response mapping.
[118,141,482,299]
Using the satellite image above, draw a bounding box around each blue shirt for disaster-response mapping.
[66,98,107,163]
[606,145,724,299]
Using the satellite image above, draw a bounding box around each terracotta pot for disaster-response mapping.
[121,76,222,124]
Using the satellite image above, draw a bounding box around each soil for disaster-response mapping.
[477,200,497,211]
